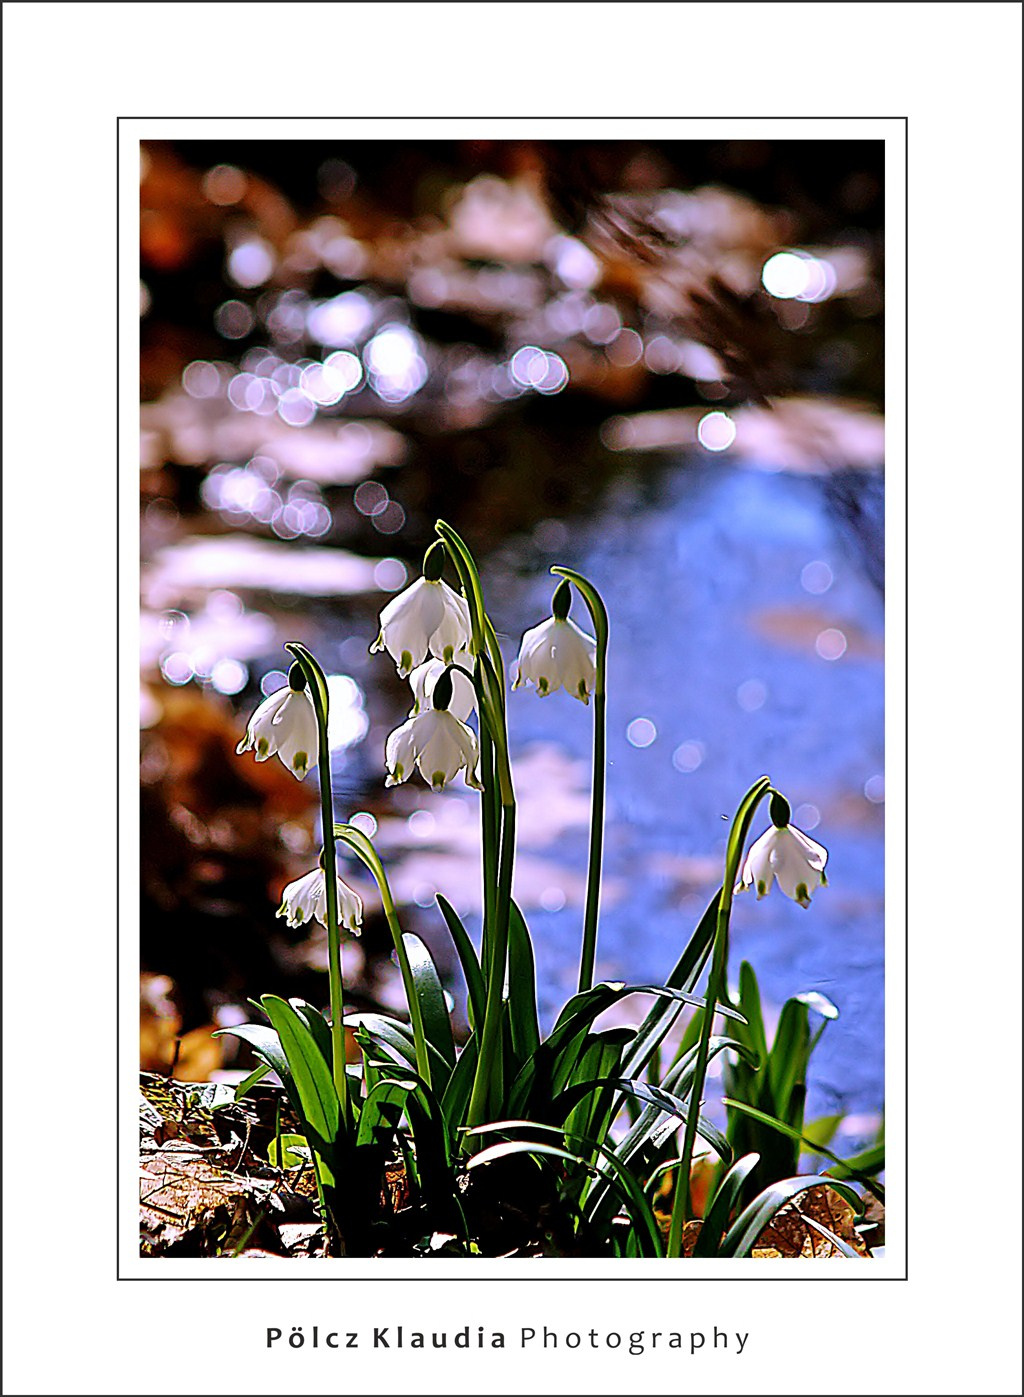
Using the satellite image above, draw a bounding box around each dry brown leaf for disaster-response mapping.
[754,1184,870,1258]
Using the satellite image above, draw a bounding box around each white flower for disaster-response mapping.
[513,615,597,704]
[371,577,471,677]
[385,708,484,792]
[409,651,477,722]
[277,867,363,935]
[235,683,318,780]
[736,823,829,909]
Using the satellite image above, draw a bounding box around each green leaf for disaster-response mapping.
[693,1153,761,1257]
[349,1012,452,1084]
[506,901,541,1065]
[435,894,486,1030]
[440,1034,479,1137]
[511,981,743,1120]
[719,1175,862,1257]
[467,1125,664,1258]
[617,892,719,1084]
[720,1095,882,1195]
[214,1022,290,1083]
[768,998,811,1112]
[290,999,334,1068]
[734,961,768,1063]
[402,933,456,1074]
[232,1063,271,1101]
[359,1071,464,1235]
[268,1133,311,1169]
[827,1140,885,1182]
[261,995,340,1145]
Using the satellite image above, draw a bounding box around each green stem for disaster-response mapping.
[286,642,349,1126]
[666,775,771,1258]
[333,825,432,1090]
[551,567,609,995]
[478,714,498,988]
[468,797,516,1127]
[578,685,606,993]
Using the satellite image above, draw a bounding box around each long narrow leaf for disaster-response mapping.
[403,933,456,1073]
[262,995,340,1145]
[617,891,719,1083]
[692,1153,761,1257]
[506,901,541,1064]
[435,894,486,1029]
[718,1175,862,1257]
[722,1099,885,1202]
[467,1127,664,1258]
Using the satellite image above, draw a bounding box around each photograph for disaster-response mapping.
[137,134,887,1263]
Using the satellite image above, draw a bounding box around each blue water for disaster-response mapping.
[482,459,885,1127]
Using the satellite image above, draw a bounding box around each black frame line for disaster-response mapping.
[121,113,908,1281]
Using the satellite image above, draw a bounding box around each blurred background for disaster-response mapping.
[139,138,884,1146]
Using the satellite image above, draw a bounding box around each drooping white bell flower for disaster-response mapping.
[371,576,471,678]
[409,650,477,722]
[385,708,484,792]
[276,866,363,935]
[736,818,829,909]
[236,672,318,780]
[514,614,597,704]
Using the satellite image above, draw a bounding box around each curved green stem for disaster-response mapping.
[285,642,349,1126]
[666,774,771,1258]
[436,519,486,659]
[333,824,433,1090]
[552,567,609,995]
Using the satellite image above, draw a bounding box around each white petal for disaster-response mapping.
[385,716,419,786]
[787,824,829,873]
[413,710,465,790]
[409,652,476,721]
[515,617,596,700]
[336,877,363,934]
[549,619,597,702]
[273,691,319,779]
[277,868,322,928]
[237,687,290,756]
[768,829,821,906]
[429,583,472,661]
[377,578,446,674]
[738,827,777,897]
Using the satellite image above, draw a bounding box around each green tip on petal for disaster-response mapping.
[795,882,810,907]
[756,879,767,898]
[538,677,549,694]
[256,736,269,757]
[399,650,413,674]
[431,771,446,791]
